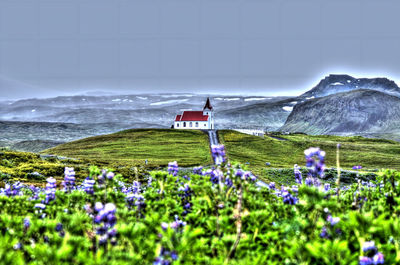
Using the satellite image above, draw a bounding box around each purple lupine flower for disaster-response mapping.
[294,164,302,184]
[363,241,377,252]
[13,242,22,250]
[55,223,63,232]
[106,172,115,180]
[269,182,276,190]
[147,176,153,187]
[359,256,373,265]
[373,252,384,264]
[211,144,227,164]
[154,248,178,265]
[324,183,331,192]
[304,147,326,179]
[206,168,223,185]
[225,176,233,187]
[327,215,340,226]
[282,189,297,205]
[320,226,329,239]
[45,177,57,203]
[161,222,169,231]
[82,178,95,195]
[235,169,244,179]
[171,251,178,260]
[23,217,30,230]
[34,203,46,210]
[63,167,76,191]
[193,166,203,175]
[353,165,363,170]
[170,215,186,230]
[94,202,103,212]
[305,177,313,186]
[104,203,116,214]
[239,171,256,182]
[92,202,117,246]
[4,182,24,197]
[99,235,108,245]
[168,161,179,176]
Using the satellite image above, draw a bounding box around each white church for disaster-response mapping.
[174,98,214,130]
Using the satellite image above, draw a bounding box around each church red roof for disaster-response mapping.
[175,115,182,121]
[175,111,209,121]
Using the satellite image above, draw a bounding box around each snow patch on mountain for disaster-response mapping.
[282,106,293,112]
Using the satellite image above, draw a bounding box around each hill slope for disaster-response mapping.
[280,89,400,140]
[217,98,296,130]
[44,129,212,167]
[219,130,400,174]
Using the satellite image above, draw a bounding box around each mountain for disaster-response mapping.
[280,89,400,141]
[217,97,297,130]
[0,120,166,150]
[0,94,289,128]
[300,74,400,99]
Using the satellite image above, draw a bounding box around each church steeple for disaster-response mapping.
[203,97,213,111]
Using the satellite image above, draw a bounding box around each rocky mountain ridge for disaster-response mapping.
[280,89,400,141]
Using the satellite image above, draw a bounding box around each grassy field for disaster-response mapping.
[1,129,212,184]
[3,129,400,185]
[45,129,212,168]
[219,130,400,175]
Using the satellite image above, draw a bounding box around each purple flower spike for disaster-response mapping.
[161,222,168,231]
[359,256,373,265]
[373,252,384,264]
[168,161,179,176]
[23,217,30,229]
[294,164,302,184]
[363,241,376,252]
[34,203,46,210]
[327,215,340,226]
[304,147,326,179]
[106,172,115,180]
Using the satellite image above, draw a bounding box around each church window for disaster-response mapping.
[189,122,193,127]
[183,122,186,127]
[195,122,199,127]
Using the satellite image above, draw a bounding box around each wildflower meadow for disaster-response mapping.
[0,145,399,264]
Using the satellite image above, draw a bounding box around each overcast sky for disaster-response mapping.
[1,0,400,99]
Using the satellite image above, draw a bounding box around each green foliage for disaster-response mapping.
[0,164,400,264]
[0,150,149,185]
[260,167,376,186]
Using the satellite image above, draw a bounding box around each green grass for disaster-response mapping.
[3,129,400,185]
[45,129,212,168]
[219,130,400,175]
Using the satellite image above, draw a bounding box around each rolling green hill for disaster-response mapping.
[3,129,400,185]
[44,129,212,167]
[219,130,400,174]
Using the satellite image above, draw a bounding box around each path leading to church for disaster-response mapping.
[208,130,223,165]
[207,130,268,187]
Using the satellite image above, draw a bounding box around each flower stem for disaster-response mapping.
[336,144,341,202]
[226,183,243,263]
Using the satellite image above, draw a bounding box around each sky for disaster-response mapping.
[1,0,400,100]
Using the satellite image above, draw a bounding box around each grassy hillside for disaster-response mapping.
[45,129,212,167]
[0,150,89,185]
[219,130,400,174]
